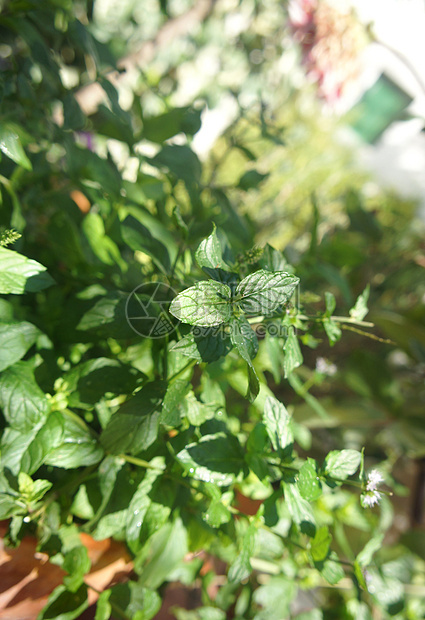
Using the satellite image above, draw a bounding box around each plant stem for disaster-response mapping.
[167,359,196,383]
[296,313,374,328]
[118,453,162,470]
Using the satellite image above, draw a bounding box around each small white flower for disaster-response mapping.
[366,469,384,491]
[315,357,337,376]
[361,490,382,508]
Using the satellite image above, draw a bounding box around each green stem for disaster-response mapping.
[296,313,374,328]
[118,453,162,470]
[340,324,395,344]
[167,359,196,383]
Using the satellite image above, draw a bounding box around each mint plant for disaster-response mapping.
[1,2,424,619]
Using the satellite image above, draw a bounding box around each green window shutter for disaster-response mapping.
[350,73,412,143]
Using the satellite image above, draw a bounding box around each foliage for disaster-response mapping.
[1,1,425,619]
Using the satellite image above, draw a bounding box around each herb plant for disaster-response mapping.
[1,2,424,619]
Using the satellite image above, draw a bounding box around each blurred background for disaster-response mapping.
[1,0,425,617]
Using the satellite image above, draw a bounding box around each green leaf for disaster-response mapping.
[356,533,385,567]
[136,518,188,589]
[323,449,361,480]
[314,551,345,585]
[230,315,260,402]
[228,522,257,583]
[143,106,202,143]
[151,144,202,184]
[361,569,404,609]
[253,576,296,620]
[109,582,161,620]
[204,498,232,528]
[0,247,54,294]
[294,611,323,620]
[283,327,303,378]
[260,244,290,272]
[126,460,164,554]
[238,169,268,190]
[236,270,299,316]
[64,357,143,409]
[310,526,332,562]
[0,122,32,170]
[230,315,259,361]
[195,225,229,272]
[174,608,226,620]
[82,212,125,268]
[44,412,103,469]
[63,546,91,592]
[349,285,370,321]
[100,382,166,455]
[263,395,293,453]
[121,215,171,273]
[160,380,190,426]
[324,291,336,316]
[63,93,85,131]
[38,584,89,620]
[0,321,40,372]
[323,319,342,346]
[0,361,50,433]
[170,281,232,327]
[177,432,245,486]
[171,326,232,363]
[283,482,316,535]
[18,473,52,504]
[298,459,322,501]
[21,412,65,474]
[94,590,111,620]
[181,391,212,427]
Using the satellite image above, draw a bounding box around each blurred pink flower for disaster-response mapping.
[288,0,366,105]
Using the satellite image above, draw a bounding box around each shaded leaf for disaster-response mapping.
[177,432,245,486]
[100,382,166,455]
[63,546,91,593]
[38,583,88,620]
[151,144,202,184]
[171,326,232,363]
[121,215,170,273]
[64,357,143,409]
[0,361,49,433]
[230,315,260,402]
[143,106,202,143]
